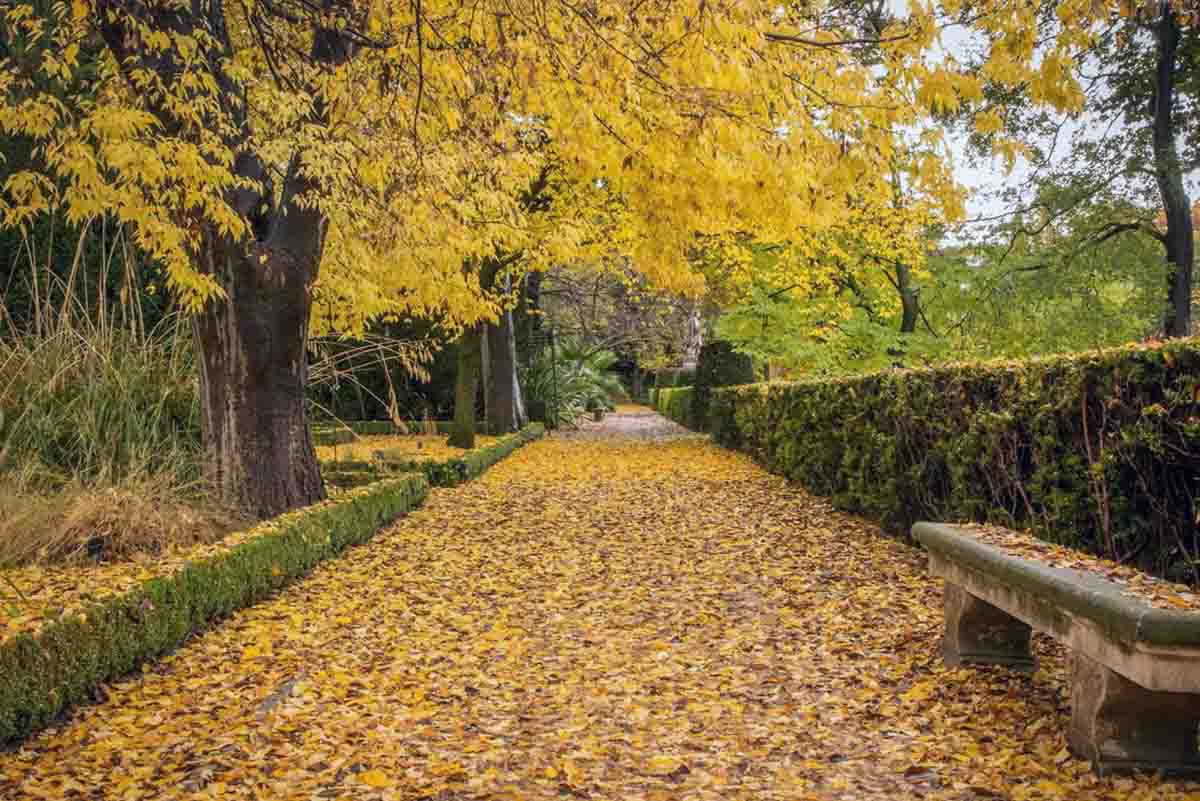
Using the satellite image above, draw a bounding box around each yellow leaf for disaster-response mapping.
[646,755,683,775]
[358,769,393,788]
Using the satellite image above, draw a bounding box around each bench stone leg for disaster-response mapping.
[941,584,1034,670]
[1069,653,1200,775]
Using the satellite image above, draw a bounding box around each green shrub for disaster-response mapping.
[521,340,624,428]
[373,424,545,487]
[693,341,754,431]
[707,341,1200,584]
[655,387,694,427]
[672,369,696,387]
[0,318,200,486]
[0,473,429,744]
[651,368,696,390]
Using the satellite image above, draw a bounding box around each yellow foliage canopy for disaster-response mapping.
[0,0,1088,332]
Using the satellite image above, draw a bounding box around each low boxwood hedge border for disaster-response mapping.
[374,423,545,487]
[0,473,428,745]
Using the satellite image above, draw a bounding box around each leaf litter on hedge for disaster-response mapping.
[1,425,1196,800]
[0,482,410,646]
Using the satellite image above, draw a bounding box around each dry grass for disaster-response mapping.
[0,475,248,566]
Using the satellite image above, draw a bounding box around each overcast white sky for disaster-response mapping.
[926,11,1200,237]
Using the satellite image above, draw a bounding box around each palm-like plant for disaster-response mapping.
[520,338,625,427]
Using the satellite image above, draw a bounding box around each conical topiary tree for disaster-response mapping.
[693,342,755,431]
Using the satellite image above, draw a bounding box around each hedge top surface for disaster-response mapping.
[915,522,1200,652]
[0,478,420,648]
[718,337,1200,395]
[317,434,500,464]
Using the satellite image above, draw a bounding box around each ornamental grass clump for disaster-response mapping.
[0,315,238,565]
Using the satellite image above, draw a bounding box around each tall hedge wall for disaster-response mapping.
[654,387,694,426]
[706,341,1200,584]
[652,368,697,390]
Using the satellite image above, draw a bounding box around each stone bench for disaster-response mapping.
[913,521,1200,776]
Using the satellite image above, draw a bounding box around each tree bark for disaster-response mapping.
[1153,2,1193,337]
[480,327,491,430]
[485,305,528,434]
[522,270,544,344]
[449,325,483,449]
[897,262,919,335]
[193,232,324,518]
[94,4,362,517]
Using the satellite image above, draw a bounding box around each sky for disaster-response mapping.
[925,6,1200,239]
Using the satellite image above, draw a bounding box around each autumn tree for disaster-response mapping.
[955,0,1199,336]
[2,0,979,516]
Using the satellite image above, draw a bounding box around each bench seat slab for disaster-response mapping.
[943,584,1035,671]
[1069,652,1200,776]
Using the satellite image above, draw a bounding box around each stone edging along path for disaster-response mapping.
[0,424,544,745]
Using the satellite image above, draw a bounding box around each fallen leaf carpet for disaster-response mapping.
[1,410,1194,800]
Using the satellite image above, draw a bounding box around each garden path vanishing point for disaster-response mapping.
[1,408,1195,801]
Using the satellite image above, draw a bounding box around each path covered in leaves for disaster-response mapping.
[2,410,1195,800]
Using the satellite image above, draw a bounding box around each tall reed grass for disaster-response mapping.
[0,218,242,565]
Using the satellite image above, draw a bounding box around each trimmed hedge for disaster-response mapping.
[374,423,545,487]
[693,341,755,430]
[705,341,1200,583]
[655,387,694,427]
[652,368,696,390]
[0,474,429,745]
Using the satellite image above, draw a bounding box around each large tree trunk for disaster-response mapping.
[1154,2,1193,337]
[94,6,360,517]
[480,328,491,430]
[449,325,483,449]
[485,306,528,434]
[192,205,326,518]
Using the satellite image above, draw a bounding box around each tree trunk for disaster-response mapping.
[93,6,362,518]
[192,230,325,519]
[480,327,492,431]
[522,270,544,344]
[449,325,482,449]
[486,306,528,434]
[1154,2,1193,337]
[897,262,919,335]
